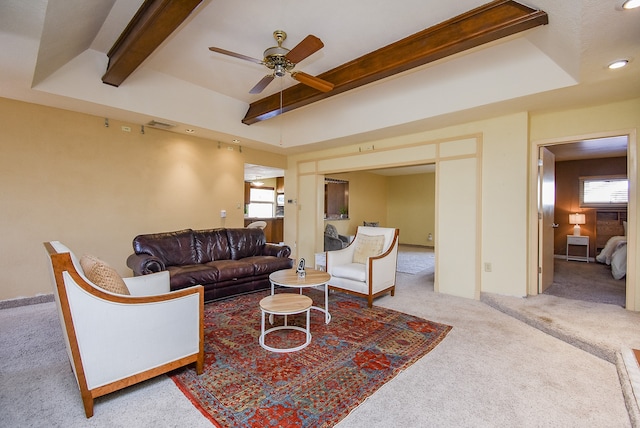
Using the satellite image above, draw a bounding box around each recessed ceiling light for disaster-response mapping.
[622,0,640,9]
[608,59,629,69]
[185,129,195,133]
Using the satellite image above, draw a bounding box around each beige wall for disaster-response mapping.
[0,98,286,300]
[324,171,389,239]
[387,173,435,246]
[2,96,638,309]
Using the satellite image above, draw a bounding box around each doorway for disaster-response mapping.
[531,133,635,310]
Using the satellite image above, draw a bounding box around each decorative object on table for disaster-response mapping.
[172,288,452,428]
[363,221,379,227]
[296,258,306,277]
[569,213,586,236]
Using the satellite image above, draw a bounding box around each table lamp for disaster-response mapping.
[569,213,586,236]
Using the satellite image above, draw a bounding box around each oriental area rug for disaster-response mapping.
[172,288,452,427]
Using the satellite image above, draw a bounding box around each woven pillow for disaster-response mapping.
[352,234,385,264]
[80,254,130,295]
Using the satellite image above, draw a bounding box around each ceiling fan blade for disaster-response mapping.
[249,75,275,94]
[290,71,334,92]
[286,35,324,64]
[208,46,263,65]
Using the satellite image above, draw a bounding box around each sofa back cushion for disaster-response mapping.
[132,229,197,267]
[194,228,231,263]
[226,228,265,260]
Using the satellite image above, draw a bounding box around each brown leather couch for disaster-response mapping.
[126,228,293,301]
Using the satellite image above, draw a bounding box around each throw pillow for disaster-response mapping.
[80,254,130,295]
[352,234,385,264]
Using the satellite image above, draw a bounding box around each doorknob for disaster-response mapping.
[551,223,559,228]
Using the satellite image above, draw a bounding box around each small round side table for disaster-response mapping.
[259,293,312,353]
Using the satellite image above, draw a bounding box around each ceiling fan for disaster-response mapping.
[209,30,334,94]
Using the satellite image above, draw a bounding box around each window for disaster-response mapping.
[580,175,628,208]
[247,187,275,217]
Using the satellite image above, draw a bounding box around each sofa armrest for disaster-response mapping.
[126,253,166,276]
[263,243,291,258]
[123,271,171,296]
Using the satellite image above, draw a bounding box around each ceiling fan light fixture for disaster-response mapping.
[274,64,286,77]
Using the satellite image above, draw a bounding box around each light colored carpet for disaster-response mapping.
[0,269,637,427]
[396,244,434,275]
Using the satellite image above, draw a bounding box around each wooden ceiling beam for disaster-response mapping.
[102,0,203,87]
[242,0,548,125]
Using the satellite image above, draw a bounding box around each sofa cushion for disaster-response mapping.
[243,256,295,276]
[227,228,265,260]
[204,259,256,281]
[80,255,130,295]
[132,229,197,267]
[194,228,231,263]
[166,264,220,289]
[352,234,385,264]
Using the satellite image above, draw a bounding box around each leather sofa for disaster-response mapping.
[127,228,293,301]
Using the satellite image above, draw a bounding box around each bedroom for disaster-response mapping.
[547,136,628,306]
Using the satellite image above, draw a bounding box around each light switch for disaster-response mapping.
[220,210,226,218]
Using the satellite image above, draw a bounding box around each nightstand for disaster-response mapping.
[566,235,589,263]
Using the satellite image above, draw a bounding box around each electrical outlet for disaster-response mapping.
[484,262,492,272]
[121,126,131,132]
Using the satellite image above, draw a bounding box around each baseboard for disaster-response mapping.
[0,293,54,310]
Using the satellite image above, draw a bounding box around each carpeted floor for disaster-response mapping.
[396,244,434,275]
[1,262,637,427]
[543,258,626,307]
[172,289,451,427]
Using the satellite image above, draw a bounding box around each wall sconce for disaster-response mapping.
[569,213,586,236]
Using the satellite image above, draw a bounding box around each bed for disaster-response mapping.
[596,224,627,280]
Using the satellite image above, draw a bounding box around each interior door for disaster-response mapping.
[539,147,556,293]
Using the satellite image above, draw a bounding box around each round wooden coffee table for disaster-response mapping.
[269,268,332,324]
[259,293,312,353]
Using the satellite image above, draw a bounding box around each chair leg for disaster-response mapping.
[196,351,204,375]
[367,295,373,308]
[390,286,395,297]
[81,393,94,418]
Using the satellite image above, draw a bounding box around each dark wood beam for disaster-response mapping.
[102,0,203,87]
[243,0,548,125]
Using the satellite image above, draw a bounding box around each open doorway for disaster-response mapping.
[323,164,436,278]
[536,135,631,308]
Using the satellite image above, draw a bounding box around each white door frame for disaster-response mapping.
[528,130,637,311]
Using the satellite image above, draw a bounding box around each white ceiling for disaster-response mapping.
[1,0,639,157]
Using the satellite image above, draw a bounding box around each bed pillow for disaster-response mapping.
[80,255,130,295]
[353,234,384,264]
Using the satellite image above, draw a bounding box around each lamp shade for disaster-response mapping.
[569,213,586,225]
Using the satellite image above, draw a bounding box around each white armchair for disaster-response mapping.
[44,241,204,418]
[327,226,399,308]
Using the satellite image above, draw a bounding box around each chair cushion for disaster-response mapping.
[332,263,366,282]
[80,255,130,295]
[352,234,385,264]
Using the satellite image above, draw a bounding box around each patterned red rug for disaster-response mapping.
[172,289,452,427]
